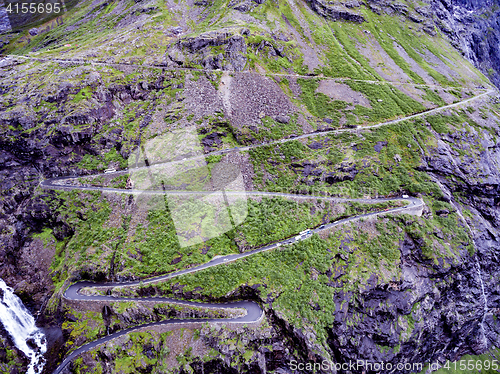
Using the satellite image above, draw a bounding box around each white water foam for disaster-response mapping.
[475,261,489,348]
[0,278,46,374]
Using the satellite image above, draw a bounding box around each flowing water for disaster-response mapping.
[475,260,489,348]
[431,177,490,348]
[0,278,46,374]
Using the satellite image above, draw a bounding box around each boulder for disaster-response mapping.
[436,209,450,217]
[274,114,290,124]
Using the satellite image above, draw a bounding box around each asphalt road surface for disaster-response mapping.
[48,171,422,374]
[2,53,476,90]
[36,68,490,372]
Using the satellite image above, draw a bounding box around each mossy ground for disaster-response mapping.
[0,335,26,374]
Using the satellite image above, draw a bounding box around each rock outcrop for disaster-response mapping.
[309,0,366,23]
[166,30,248,71]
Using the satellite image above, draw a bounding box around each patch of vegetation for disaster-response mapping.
[72,87,93,103]
[62,309,105,354]
[250,114,303,141]
[297,79,348,125]
[322,22,378,79]
[346,81,426,123]
[0,339,26,374]
[77,147,128,172]
[421,87,447,106]
[358,11,457,87]
[43,190,116,295]
[248,116,443,197]
[77,154,105,171]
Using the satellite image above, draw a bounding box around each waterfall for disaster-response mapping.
[0,279,46,374]
[430,176,490,348]
[475,260,489,348]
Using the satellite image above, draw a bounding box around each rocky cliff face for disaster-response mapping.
[325,95,500,369]
[430,0,500,88]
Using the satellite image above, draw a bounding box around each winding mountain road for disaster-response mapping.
[46,169,423,374]
[32,64,495,372]
[55,285,261,374]
[35,84,497,187]
[0,53,481,90]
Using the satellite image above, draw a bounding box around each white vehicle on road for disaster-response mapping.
[296,229,313,241]
[299,229,313,239]
[402,194,409,198]
[104,168,116,174]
